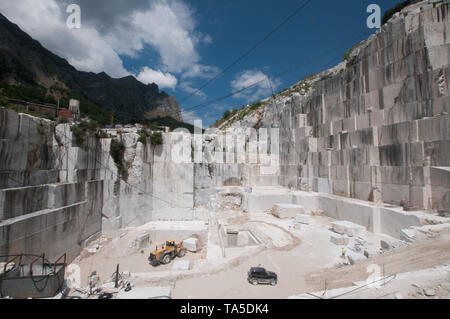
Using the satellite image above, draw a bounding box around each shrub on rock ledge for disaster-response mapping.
[150,131,163,146]
[138,129,150,144]
[110,138,126,178]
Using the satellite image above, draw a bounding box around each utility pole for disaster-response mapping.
[115,264,120,288]
[110,109,114,127]
[322,280,327,299]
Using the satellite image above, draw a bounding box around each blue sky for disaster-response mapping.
[0,0,403,127]
[123,0,402,127]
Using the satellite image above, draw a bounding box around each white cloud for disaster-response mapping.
[212,104,229,111]
[181,108,215,128]
[202,34,213,44]
[92,0,215,74]
[179,81,206,99]
[181,64,220,79]
[137,67,178,89]
[181,109,201,125]
[129,0,200,72]
[231,69,281,102]
[0,0,129,78]
[0,0,217,82]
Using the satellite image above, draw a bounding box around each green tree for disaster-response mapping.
[110,138,126,178]
[223,110,231,119]
[382,1,411,25]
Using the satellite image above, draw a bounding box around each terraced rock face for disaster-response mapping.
[0,108,195,262]
[0,109,105,262]
[215,0,450,211]
[1,0,448,265]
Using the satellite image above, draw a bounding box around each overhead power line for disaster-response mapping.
[179,0,313,104]
[182,29,372,113]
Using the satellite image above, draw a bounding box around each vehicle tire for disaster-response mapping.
[270,279,277,286]
[149,259,159,267]
[177,248,186,258]
[162,254,172,265]
[251,279,258,285]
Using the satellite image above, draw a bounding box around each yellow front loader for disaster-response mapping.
[148,240,186,266]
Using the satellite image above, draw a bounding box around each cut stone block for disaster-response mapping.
[380,239,408,251]
[347,251,366,265]
[87,248,98,254]
[172,260,190,271]
[380,239,393,250]
[350,244,363,253]
[298,209,312,216]
[423,288,436,297]
[355,238,368,247]
[330,234,349,245]
[331,220,366,237]
[311,210,325,216]
[87,245,101,254]
[294,214,310,225]
[400,228,416,243]
[183,237,198,252]
[132,233,150,250]
[364,249,376,258]
[272,204,305,219]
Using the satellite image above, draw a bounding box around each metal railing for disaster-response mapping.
[29,253,45,276]
[53,253,66,274]
[3,255,22,275]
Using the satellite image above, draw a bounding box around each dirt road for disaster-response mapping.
[305,231,450,292]
[172,230,450,299]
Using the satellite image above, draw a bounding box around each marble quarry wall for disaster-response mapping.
[0,110,198,261]
[0,109,103,262]
[262,1,449,211]
[199,1,449,213]
[0,0,448,262]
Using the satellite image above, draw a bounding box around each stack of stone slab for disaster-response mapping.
[272,203,305,219]
[294,212,310,225]
[380,238,408,251]
[331,220,366,237]
[330,234,349,245]
[347,251,367,265]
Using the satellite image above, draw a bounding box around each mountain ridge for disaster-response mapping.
[0,13,182,124]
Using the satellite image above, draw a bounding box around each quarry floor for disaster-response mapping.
[170,219,450,299]
[68,201,450,299]
[171,231,450,299]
